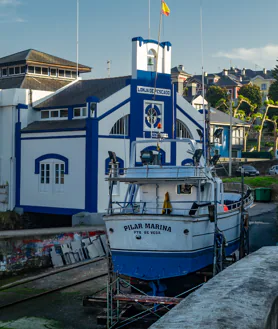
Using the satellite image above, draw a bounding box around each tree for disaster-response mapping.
[268,60,278,101]
[265,115,278,156]
[238,84,262,113]
[206,86,228,109]
[257,100,278,151]
[268,82,278,102]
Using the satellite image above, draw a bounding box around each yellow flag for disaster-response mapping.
[161,1,170,16]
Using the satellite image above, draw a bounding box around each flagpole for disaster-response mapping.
[148,0,151,39]
[153,0,163,100]
[200,0,206,165]
[76,0,79,80]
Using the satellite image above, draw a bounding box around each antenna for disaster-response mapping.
[107,60,111,78]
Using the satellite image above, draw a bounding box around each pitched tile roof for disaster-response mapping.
[21,119,87,132]
[0,76,24,89]
[0,76,71,91]
[0,49,91,71]
[35,76,131,109]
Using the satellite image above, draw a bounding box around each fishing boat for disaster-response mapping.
[103,138,253,282]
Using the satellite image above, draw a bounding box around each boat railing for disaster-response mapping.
[107,165,208,181]
[108,192,253,215]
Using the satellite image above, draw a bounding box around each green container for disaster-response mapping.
[255,188,272,202]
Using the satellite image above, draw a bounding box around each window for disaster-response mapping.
[41,109,68,120]
[176,119,192,138]
[110,115,129,135]
[73,107,87,118]
[41,111,50,119]
[21,66,25,74]
[232,128,244,146]
[9,67,14,75]
[39,161,66,192]
[58,70,65,77]
[42,67,48,75]
[65,71,71,78]
[177,184,192,194]
[55,163,65,184]
[15,67,20,75]
[261,83,267,91]
[72,71,77,79]
[147,49,156,72]
[50,68,57,77]
[2,68,7,76]
[40,163,50,184]
[28,66,35,74]
[51,110,59,118]
[60,109,68,117]
[35,67,41,75]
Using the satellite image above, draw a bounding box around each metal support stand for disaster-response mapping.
[213,183,226,276]
[239,168,249,259]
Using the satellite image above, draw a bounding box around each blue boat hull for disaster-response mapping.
[111,239,240,280]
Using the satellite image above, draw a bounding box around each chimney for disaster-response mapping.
[178,64,184,72]
[263,68,267,75]
[223,69,228,76]
[242,68,246,76]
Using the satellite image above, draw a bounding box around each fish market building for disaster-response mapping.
[15,37,206,224]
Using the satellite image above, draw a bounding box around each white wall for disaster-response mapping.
[132,39,171,78]
[98,138,130,213]
[20,133,86,210]
[0,88,53,209]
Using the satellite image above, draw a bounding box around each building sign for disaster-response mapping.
[137,86,171,97]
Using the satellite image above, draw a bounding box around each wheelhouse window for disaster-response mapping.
[73,107,87,118]
[2,68,7,76]
[65,70,71,78]
[177,185,192,194]
[110,115,129,135]
[15,67,20,75]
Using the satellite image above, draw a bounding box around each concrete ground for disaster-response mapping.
[0,260,107,329]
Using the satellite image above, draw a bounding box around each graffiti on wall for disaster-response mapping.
[0,230,105,273]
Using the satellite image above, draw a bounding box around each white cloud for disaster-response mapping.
[214,45,278,65]
[0,0,20,5]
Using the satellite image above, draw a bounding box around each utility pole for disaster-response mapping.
[229,93,233,176]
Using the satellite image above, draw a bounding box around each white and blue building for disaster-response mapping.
[11,37,207,223]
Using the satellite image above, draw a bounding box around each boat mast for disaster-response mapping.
[200,0,207,165]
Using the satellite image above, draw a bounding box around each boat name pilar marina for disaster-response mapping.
[124,223,172,233]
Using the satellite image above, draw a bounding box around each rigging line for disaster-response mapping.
[153,0,163,101]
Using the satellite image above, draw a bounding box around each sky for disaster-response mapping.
[1,0,278,79]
